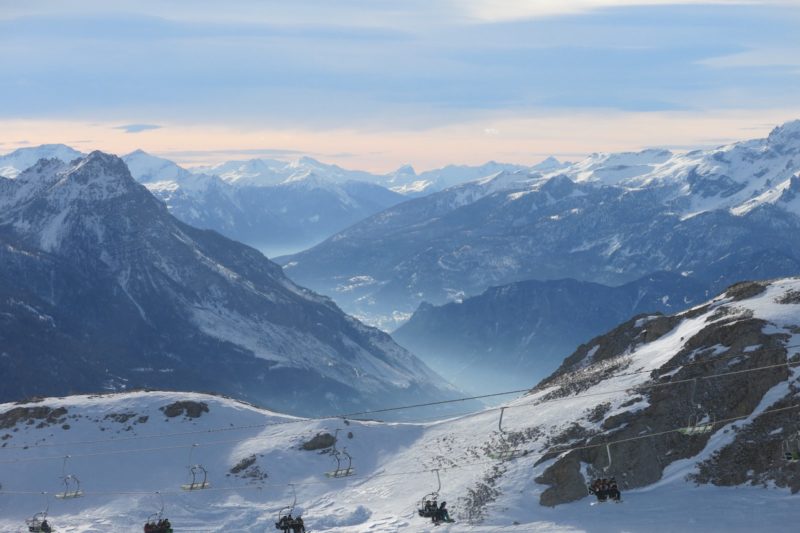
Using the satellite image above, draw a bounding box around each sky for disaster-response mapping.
[1,0,799,172]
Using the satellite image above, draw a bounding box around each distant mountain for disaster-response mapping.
[0,144,83,179]
[393,272,708,394]
[122,150,405,257]
[280,120,800,329]
[380,160,543,196]
[0,152,458,416]
[189,155,380,187]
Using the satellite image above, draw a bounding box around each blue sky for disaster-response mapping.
[1,0,799,170]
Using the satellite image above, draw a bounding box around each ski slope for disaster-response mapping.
[0,392,796,532]
[2,278,800,532]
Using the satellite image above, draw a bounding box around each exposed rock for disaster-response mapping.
[0,406,68,429]
[776,288,800,304]
[529,281,795,506]
[160,401,209,418]
[725,280,767,301]
[301,432,336,451]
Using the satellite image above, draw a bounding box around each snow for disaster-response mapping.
[2,279,800,531]
[1,381,798,533]
[0,144,83,179]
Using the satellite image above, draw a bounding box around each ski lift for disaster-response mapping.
[55,456,83,499]
[325,448,354,478]
[274,484,305,532]
[678,379,715,436]
[181,444,210,491]
[487,407,527,461]
[417,469,441,518]
[587,444,622,503]
[143,491,173,533]
[25,493,53,533]
[781,431,800,462]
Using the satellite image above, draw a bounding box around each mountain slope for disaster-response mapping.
[0,152,457,416]
[281,121,800,328]
[1,278,799,531]
[393,271,709,394]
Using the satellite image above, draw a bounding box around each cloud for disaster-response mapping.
[0,2,797,132]
[454,0,767,22]
[114,124,162,133]
[156,147,305,158]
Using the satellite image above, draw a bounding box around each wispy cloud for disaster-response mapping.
[156,147,304,158]
[0,1,797,167]
[114,124,162,133]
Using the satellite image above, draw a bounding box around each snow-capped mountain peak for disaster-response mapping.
[766,118,800,149]
[122,149,194,183]
[0,143,84,179]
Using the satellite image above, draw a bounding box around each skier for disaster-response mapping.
[40,520,52,533]
[588,479,607,502]
[291,515,306,533]
[607,478,621,502]
[277,514,292,533]
[421,499,436,517]
[432,501,454,524]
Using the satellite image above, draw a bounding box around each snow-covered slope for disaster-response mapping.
[545,121,800,218]
[381,161,541,196]
[0,144,83,179]
[0,152,458,416]
[1,277,799,532]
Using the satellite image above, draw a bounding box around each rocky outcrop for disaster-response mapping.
[521,279,800,506]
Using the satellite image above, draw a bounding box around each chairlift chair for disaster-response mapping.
[781,432,800,462]
[275,484,298,530]
[487,407,527,461]
[325,448,354,478]
[417,469,441,518]
[55,456,83,499]
[181,445,210,490]
[678,413,715,436]
[25,512,53,533]
[587,444,622,503]
[144,491,174,533]
[25,492,51,533]
[678,379,715,436]
[181,464,210,491]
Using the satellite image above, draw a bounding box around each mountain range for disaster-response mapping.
[0,151,457,416]
[0,146,540,258]
[281,120,800,330]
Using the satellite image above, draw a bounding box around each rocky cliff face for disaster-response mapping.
[0,152,457,417]
[523,278,800,506]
